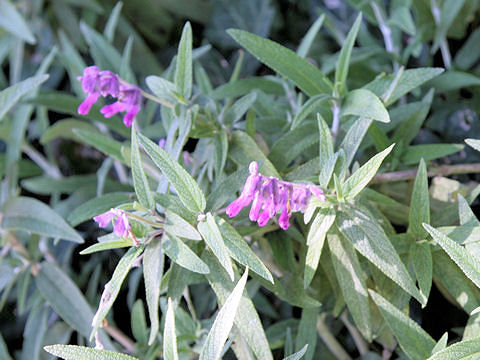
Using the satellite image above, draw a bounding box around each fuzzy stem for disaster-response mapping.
[371,2,398,71]
[330,101,341,143]
[317,313,352,360]
[22,143,62,179]
[104,323,136,353]
[141,90,175,109]
[371,163,480,184]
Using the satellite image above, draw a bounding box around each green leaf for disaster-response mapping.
[423,224,480,290]
[143,238,164,345]
[203,251,273,360]
[428,338,480,360]
[411,242,432,306]
[294,308,317,360]
[164,210,201,240]
[429,71,480,92]
[269,124,319,171]
[283,345,308,360]
[206,165,250,212]
[216,216,273,283]
[401,144,464,165]
[432,332,449,354]
[338,204,422,303]
[297,14,325,58]
[1,196,83,243]
[211,77,283,99]
[138,132,206,213]
[29,92,129,136]
[343,144,394,201]
[465,138,480,152]
[369,290,435,360]
[164,298,179,360]
[200,268,249,360]
[162,234,209,274]
[318,113,333,165]
[131,125,154,209]
[198,213,234,280]
[73,129,126,163]
[36,262,112,348]
[341,89,390,123]
[229,130,279,178]
[40,119,99,144]
[0,333,12,360]
[223,92,257,126]
[328,233,371,340]
[131,300,148,344]
[103,2,123,42]
[409,159,430,239]
[364,68,444,106]
[91,246,144,340]
[227,29,333,96]
[340,117,373,169]
[0,75,48,122]
[44,345,139,360]
[175,22,193,100]
[0,0,36,44]
[455,27,480,69]
[67,192,132,226]
[80,239,133,255]
[291,94,330,130]
[335,13,362,95]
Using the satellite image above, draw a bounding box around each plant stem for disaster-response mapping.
[330,101,341,143]
[22,143,62,179]
[371,163,480,184]
[371,2,398,71]
[317,313,352,360]
[340,311,368,356]
[104,323,136,353]
[141,90,175,109]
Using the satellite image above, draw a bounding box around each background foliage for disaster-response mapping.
[2,0,480,359]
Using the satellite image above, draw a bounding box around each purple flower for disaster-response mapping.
[226,161,326,230]
[93,208,131,238]
[100,84,142,127]
[77,66,141,127]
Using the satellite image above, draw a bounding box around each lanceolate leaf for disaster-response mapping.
[144,238,164,345]
[175,22,193,100]
[164,298,179,360]
[343,144,394,201]
[411,242,433,306]
[341,89,390,123]
[131,125,154,209]
[338,204,423,303]
[138,132,206,213]
[283,345,309,360]
[200,268,249,360]
[428,338,480,360]
[162,234,209,274]
[369,290,435,360]
[198,213,234,280]
[227,29,333,96]
[2,197,83,243]
[423,223,480,290]
[328,233,371,340]
[216,216,273,283]
[408,159,430,239]
[44,345,139,360]
[91,246,144,339]
[335,13,362,95]
[203,251,273,360]
[0,75,48,122]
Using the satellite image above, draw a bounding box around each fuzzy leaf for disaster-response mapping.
[44,345,138,360]
[131,125,154,209]
[175,22,193,100]
[164,298,179,360]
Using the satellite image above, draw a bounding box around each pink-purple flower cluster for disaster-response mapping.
[93,208,131,238]
[77,66,141,127]
[226,161,326,230]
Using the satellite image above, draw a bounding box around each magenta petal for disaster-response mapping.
[101,102,127,118]
[99,71,119,97]
[123,104,140,127]
[226,197,249,218]
[113,213,131,238]
[278,208,290,230]
[93,210,116,228]
[309,185,325,201]
[78,92,100,115]
[249,192,262,221]
[257,210,271,227]
[80,66,100,93]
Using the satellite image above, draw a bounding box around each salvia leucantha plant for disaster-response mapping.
[2,0,480,359]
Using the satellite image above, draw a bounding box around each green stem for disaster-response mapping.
[317,313,352,360]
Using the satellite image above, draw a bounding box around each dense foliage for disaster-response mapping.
[2,0,480,359]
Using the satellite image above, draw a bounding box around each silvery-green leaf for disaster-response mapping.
[131,124,154,209]
[175,22,193,100]
[162,234,209,274]
[427,338,480,360]
[163,298,179,360]
[341,89,390,123]
[200,268,249,360]
[44,345,139,360]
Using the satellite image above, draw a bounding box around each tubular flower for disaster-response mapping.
[77,66,141,127]
[226,161,326,230]
[93,208,131,238]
